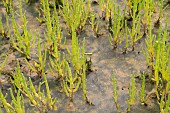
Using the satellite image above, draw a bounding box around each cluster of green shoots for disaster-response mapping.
[65,29,90,103]
[112,72,169,113]
[61,0,91,34]
[112,75,120,113]
[2,0,12,14]
[0,54,8,73]
[144,16,170,112]
[0,0,92,112]
[0,0,11,38]
[10,0,35,60]
[0,62,57,112]
[112,71,170,113]
[112,75,137,113]
[112,74,148,112]
[107,0,163,52]
[112,74,137,112]
[0,0,170,112]
[107,0,170,110]
[25,35,47,77]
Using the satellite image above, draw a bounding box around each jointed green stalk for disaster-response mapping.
[61,0,89,34]
[0,17,5,36]
[0,54,8,73]
[25,35,46,77]
[164,91,170,113]
[128,74,137,112]
[109,4,123,49]
[0,90,14,113]
[63,61,81,102]
[10,0,35,59]
[11,62,56,112]
[10,89,25,113]
[2,0,12,14]
[112,75,120,113]
[140,75,146,103]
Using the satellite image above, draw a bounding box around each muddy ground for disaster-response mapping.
[1,0,170,113]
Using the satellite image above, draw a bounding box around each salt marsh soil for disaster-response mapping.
[0,0,170,113]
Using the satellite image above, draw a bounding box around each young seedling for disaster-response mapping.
[126,0,142,20]
[123,20,129,53]
[0,54,8,73]
[143,14,170,102]
[67,29,86,75]
[139,74,146,104]
[89,13,101,37]
[98,0,113,20]
[0,89,25,113]
[47,7,66,79]
[109,5,123,49]
[127,74,137,112]
[157,19,169,82]
[112,75,120,113]
[64,29,91,103]
[89,13,96,31]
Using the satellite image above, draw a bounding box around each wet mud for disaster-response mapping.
[1,0,170,113]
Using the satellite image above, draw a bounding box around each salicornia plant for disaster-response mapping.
[141,0,157,35]
[11,62,57,112]
[64,29,90,103]
[0,89,25,113]
[2,0,12,14]
[127,74,137,112]
[127,0,143,51]
[0,54,8,73]
[0,17,6,38]
[25,35,46,77]
[43,0,65,57]
[49,53,67,80]
[60,0,90,34]
[143,15,170,100]
[108,4,124,49]
[153,18,170,95]
[112,75,120,113]
[143,13,156,71]
[164,91,170,113]
[89,13,101,37]
[10,0,35,59]
[63,61,81,102]
[139,74,146,104]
